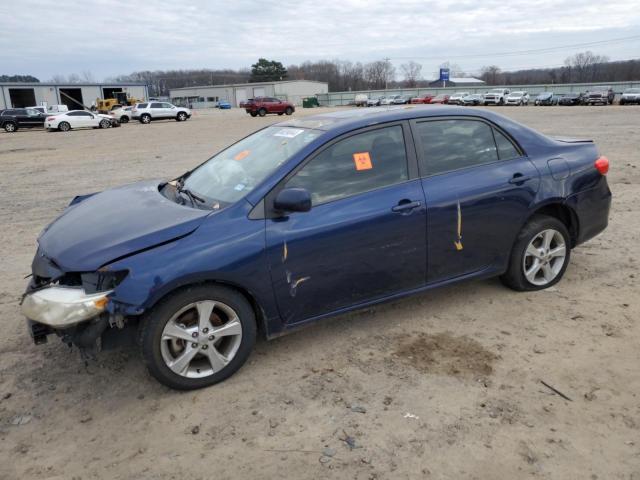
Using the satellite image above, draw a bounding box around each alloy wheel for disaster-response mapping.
[160,300,243,378]
[522,229,567,286]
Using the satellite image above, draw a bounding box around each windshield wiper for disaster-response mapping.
[174,177,205,207]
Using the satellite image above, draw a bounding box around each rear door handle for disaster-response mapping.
[509,174,531,184]
[392,200,422,213]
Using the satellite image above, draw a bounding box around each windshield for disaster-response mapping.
[625,88,640,93]
[182,126,321,205]
[511,92,524,96]
[490,89,503,93]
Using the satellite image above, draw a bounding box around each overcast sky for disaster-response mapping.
[2,0,639,81]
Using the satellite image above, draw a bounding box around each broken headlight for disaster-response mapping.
[81,270,129,294]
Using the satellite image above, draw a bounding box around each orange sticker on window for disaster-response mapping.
[353,152,372,171]
[234,150,250,161]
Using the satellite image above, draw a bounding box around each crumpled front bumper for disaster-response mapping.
[21,286,111,328]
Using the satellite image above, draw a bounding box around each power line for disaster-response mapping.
[390,34,640,61]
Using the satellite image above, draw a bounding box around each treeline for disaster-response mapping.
[481,54,640,86]
[0,74,39,82]
[108,69,250,96]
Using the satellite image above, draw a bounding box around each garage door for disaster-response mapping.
[235,89,247,106]
[253,87,265,97]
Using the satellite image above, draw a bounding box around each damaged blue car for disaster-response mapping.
[22,106,611,390]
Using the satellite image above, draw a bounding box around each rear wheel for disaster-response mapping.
[120,116,129,123]
[4,122,17,132]
[141,285,256,390]
[500,215,571,291]
[285,107,293,115]
[140,114,151,124]
[258,108,267,117]
[250,111,258,117]
[58,122,70,132]
[99,119,110,129]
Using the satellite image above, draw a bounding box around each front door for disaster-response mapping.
[265,123,427,326]
[411,117,540,283]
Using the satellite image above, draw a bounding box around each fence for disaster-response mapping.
[316,81,640,106]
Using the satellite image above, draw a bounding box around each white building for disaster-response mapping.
[170,80,329,108]
[0,82,149,110]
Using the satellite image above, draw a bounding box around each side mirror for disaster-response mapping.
[274,188,311,213]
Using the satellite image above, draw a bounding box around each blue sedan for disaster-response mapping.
[22,106,611,390]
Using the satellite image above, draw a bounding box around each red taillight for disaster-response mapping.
[46,117,55,121]
[595,156,609,175]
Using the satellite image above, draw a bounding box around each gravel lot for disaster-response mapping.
[0,106,638,479]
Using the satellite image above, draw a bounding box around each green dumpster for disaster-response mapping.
[303,97,320,108]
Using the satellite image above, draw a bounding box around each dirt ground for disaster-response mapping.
[0,105,638,479]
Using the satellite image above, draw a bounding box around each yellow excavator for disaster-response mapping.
[95,92,144,113]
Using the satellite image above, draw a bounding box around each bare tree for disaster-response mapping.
[564,51,610,82]
[400,61,422,87]
[364,58,396,89]
[480,65,502,85]
[81,70,95,82]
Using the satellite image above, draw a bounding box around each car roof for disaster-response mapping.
[280,105,488,132]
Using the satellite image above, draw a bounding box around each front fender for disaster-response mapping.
[104,201,281,334]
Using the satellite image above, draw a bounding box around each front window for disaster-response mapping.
[182,126,321,206]
[285,125,409,205]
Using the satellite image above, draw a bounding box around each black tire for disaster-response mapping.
[277,112,283,116]
[500,215,571,292]
[258,108,267,117]
[58,121,70,132]
[4,122,17,133]
[140,284,256,390]
[120,116,129,123]
[140,114,151,124]
[99,119,111,129]
[285,107,293,115]
[250,111,258,117]
[177,112,187,122]
[499,98,504,105]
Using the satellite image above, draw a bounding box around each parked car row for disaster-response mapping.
[0,107,119,132]
[1,101,192,133]
[351,86,639,109]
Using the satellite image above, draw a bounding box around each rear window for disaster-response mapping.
[137,103,148,108]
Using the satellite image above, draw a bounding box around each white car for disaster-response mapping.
[380,96,399,105]
[109,106,133,123]
[447,92,470,105]
[483,88,511,105]
[45,110,115,132]
[131,101,191,124]
[505,91,530,106]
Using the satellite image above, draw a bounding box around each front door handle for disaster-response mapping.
[509,173,531,184]
[392,200,422,213]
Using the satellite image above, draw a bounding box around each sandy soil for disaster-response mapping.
[0,106,638,479]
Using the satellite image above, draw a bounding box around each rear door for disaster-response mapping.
[411,117,540,283]
[149,102,164,118]
[265,122,427,326]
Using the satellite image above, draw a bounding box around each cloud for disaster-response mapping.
[1,0,639,80]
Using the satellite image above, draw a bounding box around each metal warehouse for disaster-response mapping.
[0,82,149,110]
[170,80,329,108]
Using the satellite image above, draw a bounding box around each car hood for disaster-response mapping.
[38,180,210,272]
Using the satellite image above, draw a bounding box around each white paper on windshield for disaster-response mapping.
[274,128,304,138]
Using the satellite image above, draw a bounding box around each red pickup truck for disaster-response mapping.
[245,97,295,117]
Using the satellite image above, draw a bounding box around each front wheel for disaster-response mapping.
[120,116,129,123]
[99,119,111,129]
[141,285,256,390]
[285,107,293,115]
[58,121,71,132]
[177,112,187,121]
[500,215,571,291]
[250,111,258,117]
